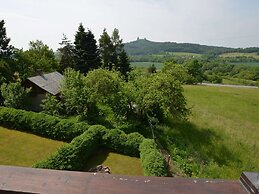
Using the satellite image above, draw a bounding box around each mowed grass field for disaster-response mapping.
[0,127,65,167]
[159,85,259,179]
[84,148,144,176]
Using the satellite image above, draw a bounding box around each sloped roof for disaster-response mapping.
[27,72,63,95]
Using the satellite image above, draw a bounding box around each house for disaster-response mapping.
[24,71,63,111]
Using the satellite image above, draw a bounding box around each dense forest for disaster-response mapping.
[124,38,259,56]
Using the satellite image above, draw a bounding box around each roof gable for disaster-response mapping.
[27,72,63,95]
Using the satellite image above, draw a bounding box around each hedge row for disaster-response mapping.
[0,107,89,142]
[0,106,168,176]
[33,125,106,170]
[139,139,168,176]
[102,129,144,157]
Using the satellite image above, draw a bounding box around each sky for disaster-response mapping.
[1,0,259,50]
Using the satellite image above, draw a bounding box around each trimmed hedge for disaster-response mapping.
[33,125,107,170]
[0,107,89,142]
[102,129,144,156]
[0,107,168,176]
[139,139,168,176]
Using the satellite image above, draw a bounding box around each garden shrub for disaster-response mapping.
[34,125,106,170]
[139,139,167,176]
[0,107,89,141]
[102,129,144,156]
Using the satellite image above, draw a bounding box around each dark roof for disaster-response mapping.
[27,72,63,95]
[0,166,248,194]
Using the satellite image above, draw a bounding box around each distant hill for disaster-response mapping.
[124,38,259,56]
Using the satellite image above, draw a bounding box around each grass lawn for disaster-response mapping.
[84,148,144,176]
[0,126,65,167]
[158,85,259,179]
[130,62,164,70]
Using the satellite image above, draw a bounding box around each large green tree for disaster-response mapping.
[15,40,58,78]
[0,20,13,59]
[74,23,100,74]
[57,34,75,72]
[99,29,114,70]
[99,28,131,79]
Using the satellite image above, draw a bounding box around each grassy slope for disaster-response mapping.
[159,85,259,179]
[85,148,144,176]
[220,52,259,59]
[0,127,65,167]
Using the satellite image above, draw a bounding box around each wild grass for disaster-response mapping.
[0,126,65,167]
[84,148,144,176]
[158,85,259,179]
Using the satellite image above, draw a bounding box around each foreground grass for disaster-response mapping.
[0,127,65,167]
[85,148,144,176]
[158,85,259,179]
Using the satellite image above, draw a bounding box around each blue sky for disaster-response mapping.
[1,0,259,50]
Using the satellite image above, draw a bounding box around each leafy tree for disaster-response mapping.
[184,59,204,84]
[0,20,13,59]
[162,62,189,83]
[126,69,189,122]
[99,29,114,70]
[61,68,90,116]
[41,94,63,116]
[57,34,75,72]
[15,40,58,78]
[74,24,100,73]
[0,81,31,109]
[85,69,128,117]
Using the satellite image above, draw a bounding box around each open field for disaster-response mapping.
[84,148,144,176]
[130,62,164,69]
[170,52,202,57]
[158,85,259,179]
[0,127,65,167]
[220,52,259,60]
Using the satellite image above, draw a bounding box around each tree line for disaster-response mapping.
[0,20,131,84]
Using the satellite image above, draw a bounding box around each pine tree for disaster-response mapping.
[118,49,131,81]
[99,29,114,70]
[58,34,75,72]
[0,20,13,59]
[74,23,100,74]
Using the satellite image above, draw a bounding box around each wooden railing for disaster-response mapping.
[0,165,257,194]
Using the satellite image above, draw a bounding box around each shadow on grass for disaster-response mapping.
[83,148,110,171]
[156,119,238,167]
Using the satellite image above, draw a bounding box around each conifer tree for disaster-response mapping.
[99,29,114,70]
[0,20,13,59]
[58,34,75,72]
[74,23,100,74]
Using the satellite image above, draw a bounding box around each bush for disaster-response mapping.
[0,81,31,109]
[102,129,144,156]
[34,125,106,170]
[0,107,89,141]
[139,139,167,176]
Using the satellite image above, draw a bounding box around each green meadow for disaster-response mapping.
[130,62,164,69]
[85,148,144,176]
[0,127,65,167]
[159,85,259,179]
